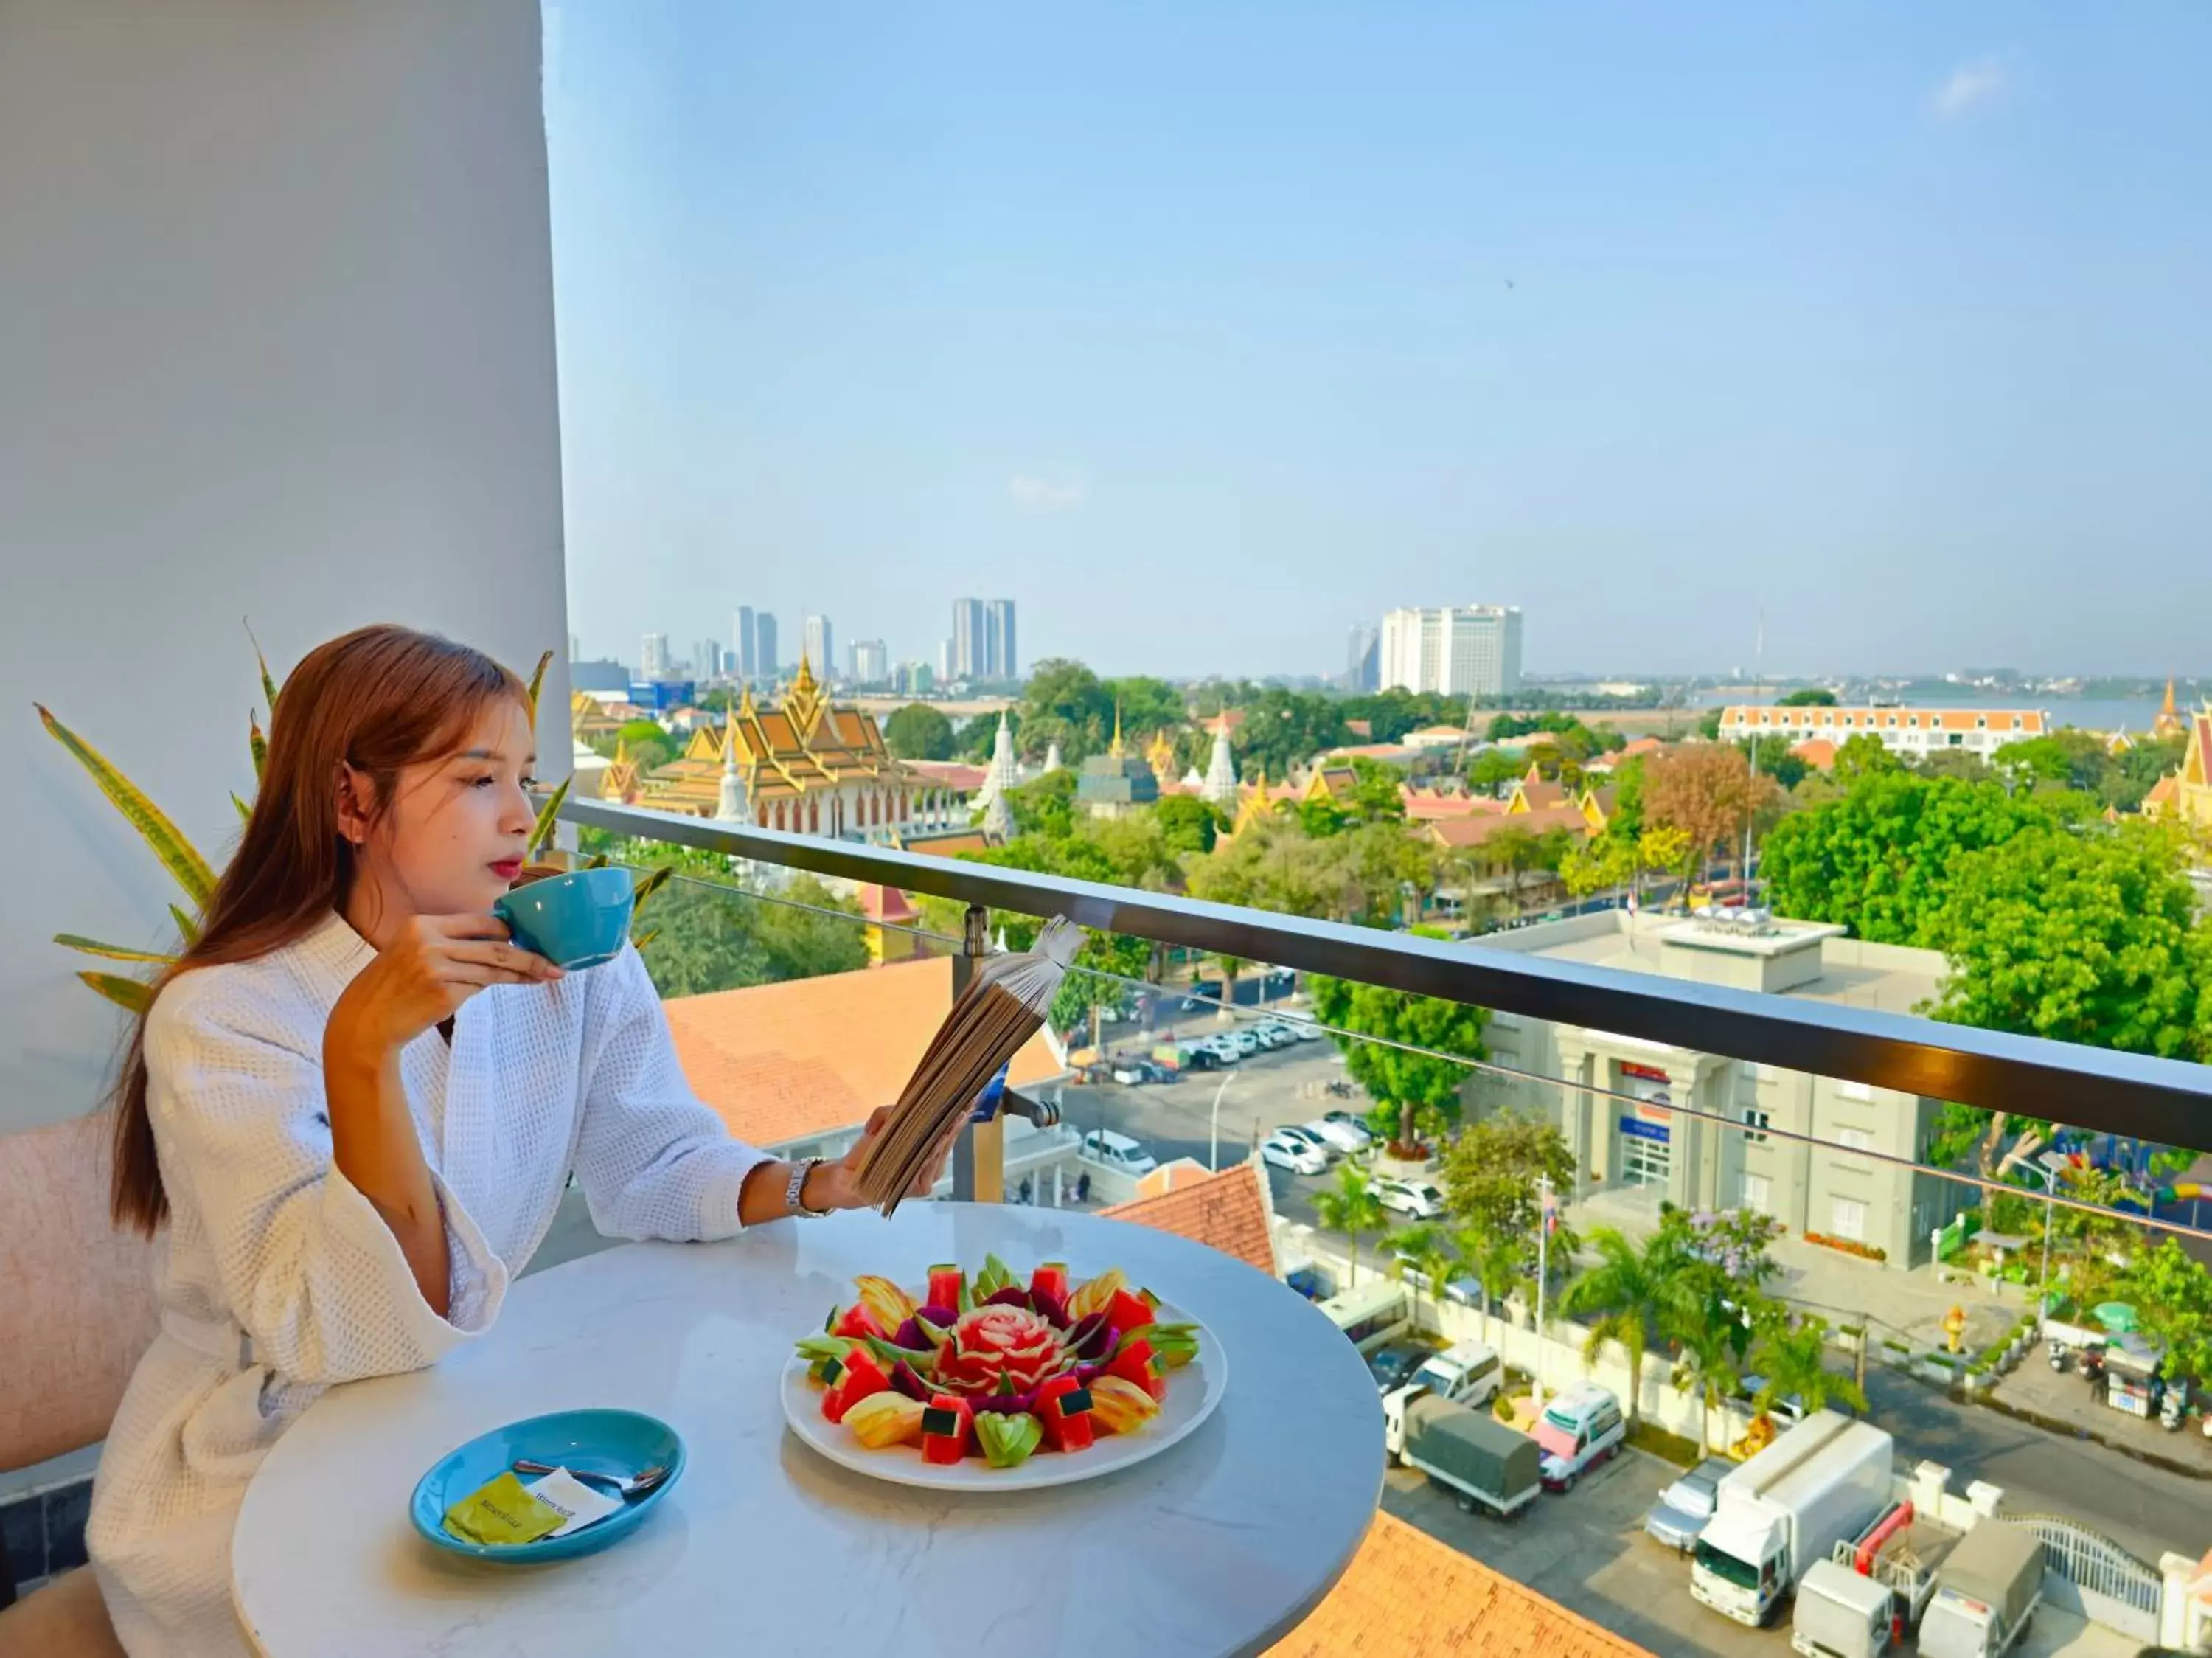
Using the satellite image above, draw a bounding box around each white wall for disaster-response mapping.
[0,1,569,1131]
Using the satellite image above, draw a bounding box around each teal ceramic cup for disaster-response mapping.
[491,867,636,970]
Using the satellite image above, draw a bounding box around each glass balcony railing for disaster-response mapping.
[563,795,2212,1656]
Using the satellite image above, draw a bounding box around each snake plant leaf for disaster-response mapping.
[631,864,672,912]
[526,777,571,859]
[249,711,268,783]
[78,971,155,1014]
[584,853,610,869]
[55,934,179,966]
[168,904,202,947]
[246,618,280,714]
[232,793,253,822]
[630,928,660,951]
[526,650,554,717]
[37,704,217,908]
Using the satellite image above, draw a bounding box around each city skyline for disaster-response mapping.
[548,3,2211,679]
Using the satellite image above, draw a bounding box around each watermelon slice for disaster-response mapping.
[820,1347,892,1423]
[926,1265,964,1311]
[832,1303,887,1342]
[1104,1289,1156,1339]
[1104,1336,1167,1403]
[921,1394,974,1466]
[1034,1374,1096,1453]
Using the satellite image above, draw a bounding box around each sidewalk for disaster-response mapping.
[1990,1351,2212,1478]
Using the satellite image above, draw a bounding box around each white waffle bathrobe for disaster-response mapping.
[88,912,770,1657]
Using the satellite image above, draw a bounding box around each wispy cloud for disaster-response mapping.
[1009,474,1087,513]
[1930,58,2006,120]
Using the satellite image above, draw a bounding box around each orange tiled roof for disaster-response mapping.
[1267,1510,1655,1658]
[1790,738,1837,771]
[1618,736,1665,758]
[1099,1160,1277,1278]
[664,956,1062,1148]
[1514,780,1568,811]
[1719,704,2047,738]
[901,830,994,858]
[1423,803,1591,850]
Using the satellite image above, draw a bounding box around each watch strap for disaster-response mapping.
[786,1156,832,1218]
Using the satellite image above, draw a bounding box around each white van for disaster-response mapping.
[1534,1382,1626,1491]
[1079,1130,1158,1177]
[1318,1280,1413,1355]
[1402,1340,1503,1410]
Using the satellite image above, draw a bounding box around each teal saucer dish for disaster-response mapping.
[409,1408,685,1564]
[491,867,635,971]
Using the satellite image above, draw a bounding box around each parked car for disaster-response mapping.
[1375,1177,1447,1220]
[1110,1064,1149,1086]
[1079,1129,1158,1178]
[1227,1028,1262,1056]
[1321,1109,1374,1142]
[1260,1131,1329,1176]
[1304,1117,1371,1156]
[1289,1019,1326,1042]
[1644,1456,1733,1551]
[1275,1125,1338,1162]
[1366,1341,1430,1395]
[1252,1022,1298,1050]
[1195,1035,1242,1065]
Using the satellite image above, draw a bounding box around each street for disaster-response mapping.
[1060,1007,2211,1569]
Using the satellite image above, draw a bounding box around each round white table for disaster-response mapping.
[232,1204,1382,1657]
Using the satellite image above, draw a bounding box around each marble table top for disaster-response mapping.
[232,1203,1382,1657]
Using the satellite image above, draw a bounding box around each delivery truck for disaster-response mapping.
[1917,1522,2043,1658]
[1386,1392,1542,1519]
[1691,1411,1894,1627]
[1790,1502,1960,1658]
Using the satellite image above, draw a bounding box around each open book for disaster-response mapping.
[854,916,1084,1215]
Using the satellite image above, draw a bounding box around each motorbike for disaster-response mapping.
[2077,1345,2107,1388]
[2047,1339,2069,1372]
[2159,1391,2185,1431]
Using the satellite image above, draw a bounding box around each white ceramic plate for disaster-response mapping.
[782,1297,1228,1493]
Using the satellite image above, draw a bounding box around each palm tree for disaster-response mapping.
[1750,1314,1868,1418]
[1668,1309,1745,1452]
[1315,1163,1386,1288]
[1559,1226,1688,1423]
[1385,1223,1455,1330]
[1458,1222,1527,1346]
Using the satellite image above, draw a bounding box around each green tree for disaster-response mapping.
[1778,687,1838,707]
[1561,833,1637,903]
[633,870,869,998]
[1560,1227,1688,1423]
[1739,737,1809,792]
[1187,816,1340,922]
[1669,1313,1746,1452]
[1645,743,1781,882]
[1234,688,1352,777]
[1748,1314,1868,1417]
[1457,1222,1530,1346]
[1309,977,1488,1150]
[2119,1238,2212,1387]
[1467,748,1526,797]
[883,702,956,760]
[1759,772,2062,946]
[1831,732,1902,787]
[615,718,674,773]
[1001,769,1078,839]
[1314,1163,1386,1288]
[1152,794,1225,856]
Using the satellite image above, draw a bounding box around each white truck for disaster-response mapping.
[1918,1522,2044,1658]
[1691,1411,1894,1627]
[1790,1502,1961,1658]
[1387,1340,1502,1415]
[1385,1392,1543,1519]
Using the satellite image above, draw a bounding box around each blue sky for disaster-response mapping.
[545,2,2211,681]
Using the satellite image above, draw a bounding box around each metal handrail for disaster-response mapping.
[561,798,2212,1145]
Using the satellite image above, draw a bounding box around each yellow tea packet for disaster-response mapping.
[442,1471,566,1546]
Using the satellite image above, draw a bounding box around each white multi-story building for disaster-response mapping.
[804,614,833,676]
[1722,704,2048,759]
[985,599,1017,680]
[1377,606,1523,699]
[639,632,671,679]
[849,639,888,685]
[951,599,987,679]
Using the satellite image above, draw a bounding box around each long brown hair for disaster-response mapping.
[111,625,532,1235]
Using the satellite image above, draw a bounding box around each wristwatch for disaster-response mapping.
[785,1156,833,1219]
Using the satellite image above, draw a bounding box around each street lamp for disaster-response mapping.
[1208,1072,1234,1172]
[2016,1157,2063,1323]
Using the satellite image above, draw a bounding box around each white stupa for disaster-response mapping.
[1043,738,1065,774]
[975,709,1020,810]
[1200,712,1239,808]
[981,786,1014,842]
[715,704,751,825]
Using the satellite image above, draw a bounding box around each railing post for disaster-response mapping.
[950,903,1004,1204]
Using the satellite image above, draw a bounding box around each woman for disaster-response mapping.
[87,624,942,1657]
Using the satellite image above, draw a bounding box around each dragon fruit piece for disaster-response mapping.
[970,1387,1039,1415]
[1032,1288,1071,1328]
[889,1359,932,1400]
[1065,1311,1113,1361]
[891,1317,934,1352]
[917,1303,959,1329]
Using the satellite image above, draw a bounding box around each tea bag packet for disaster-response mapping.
[441,1467,621,1545]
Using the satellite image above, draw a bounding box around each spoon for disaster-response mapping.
[512,1458,672,1501]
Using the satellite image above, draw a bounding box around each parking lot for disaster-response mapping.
[1382,1446,2137,1658]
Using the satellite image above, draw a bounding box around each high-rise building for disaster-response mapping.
[950,598,987,679]
[939,637,956,681]
[731,606,757,677]
[754,613,778,678]
[1345,624,1380,693]
[850,639,888,686]
[1377,606,1523,699]
[985,599,1018,680]
[692,639,720,680]
[897,660,936,696]
[640,632,671,680]
[804,615,833,676]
